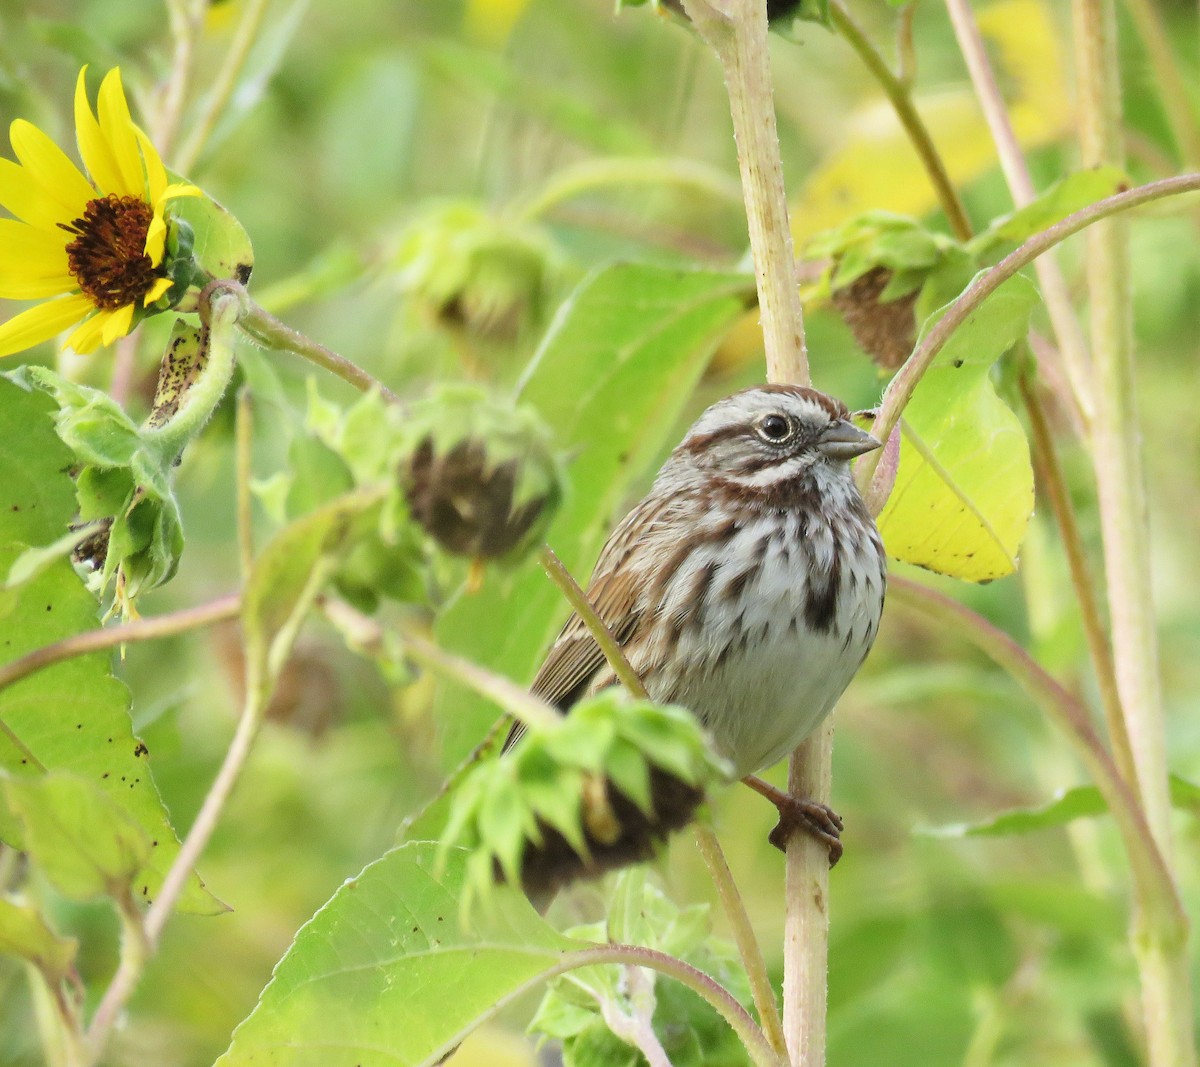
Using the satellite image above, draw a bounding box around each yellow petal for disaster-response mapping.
[8,119,94,214]
[133,127,168,204]
[0,274,75,299]
[0,218,70,273]
[96,69,145,198]
[144,211,166,264]
[99,301,136,345]
[144,277,172,304]
[0,157,73,231]
[161,182,202,201]
[74,67,128,196]
[66,310,111,354]
[0,293,92,358]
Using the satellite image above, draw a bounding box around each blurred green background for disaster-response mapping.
[1,0,1198,1064]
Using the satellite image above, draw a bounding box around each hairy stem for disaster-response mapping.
[236,289,401,404]
[943,0,1094,423]
[0,594,241,694]
[829,0,972,242]
[858,173,1200,510]
[694,822,788,1058]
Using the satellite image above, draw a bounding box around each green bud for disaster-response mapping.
[399,384,563,563]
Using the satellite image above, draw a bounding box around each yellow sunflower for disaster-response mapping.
[0,67,198,358]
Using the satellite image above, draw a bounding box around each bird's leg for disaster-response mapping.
[741,774,844,867]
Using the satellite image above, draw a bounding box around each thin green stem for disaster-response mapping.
[888,577,1184,932]
[510,157,744,223]
[395,625,561,732]
[943,0,1094,423]
[175,0,272,173]
[237,291,402,404]
[829,0,973,243]
[560,944,784,1067]
[235,387,255,579]
[156,0,209,161]
[1019,372,1133,787]
[694,822,788,1058]
[1119,0,1200,169]
[0,594,241,695]
[858,173,1200,511]
[538,546,647,698]
[84,888,150,1063]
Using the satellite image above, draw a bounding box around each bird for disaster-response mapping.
[509,384,887,897]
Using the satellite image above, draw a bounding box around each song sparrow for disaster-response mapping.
[514,384,887,896]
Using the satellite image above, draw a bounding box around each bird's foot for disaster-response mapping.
[743,775,844,867]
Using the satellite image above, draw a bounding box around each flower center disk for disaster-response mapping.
[61,194,157,309]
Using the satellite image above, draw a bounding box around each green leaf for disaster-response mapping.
[876,274,1038,581]
[171,193,254,290]
[217,842,587,1067]
[0,375,218,914]
[0,898,77,984]
[967,166,1129,256]
[920,775,1200,838]
[4,773,151,900]
[435,264,754,768]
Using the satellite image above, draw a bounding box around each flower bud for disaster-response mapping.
[400,385,563,563]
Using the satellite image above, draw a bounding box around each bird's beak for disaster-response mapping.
[817,419,882,461]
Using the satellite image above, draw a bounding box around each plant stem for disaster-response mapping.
[887,577,1183,928]
[84,889,150,1062]
[694,822,788,1058]
[1019,372,1134,787]
[1073,3,1194,1061]
[235,387,255,578]
[538,547,648,698]
[156,0,209,161]
[560,943,785,1067]
[858,173,1200,510]
[175,0,272,173]
[1073,0,1175,859]
[236,290,402,404]
[0,594,241,694]
[780,719,832,1067]
[942,0,1095,423]
[394,626,562,733]
[1118,0,1200,169]
[829,0,973,243]
[679,0,809,385]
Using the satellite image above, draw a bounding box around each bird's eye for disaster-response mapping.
[756,413,793,442]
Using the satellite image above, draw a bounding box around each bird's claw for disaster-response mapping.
[767,797,844,867]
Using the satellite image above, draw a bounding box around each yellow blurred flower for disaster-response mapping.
[0,67,198,358]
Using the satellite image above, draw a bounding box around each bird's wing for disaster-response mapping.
[505,494,672,749]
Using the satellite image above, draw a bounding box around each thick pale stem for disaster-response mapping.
[1073,0,1174,860]
[680,0,809,384]
[781,720,833,1067]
